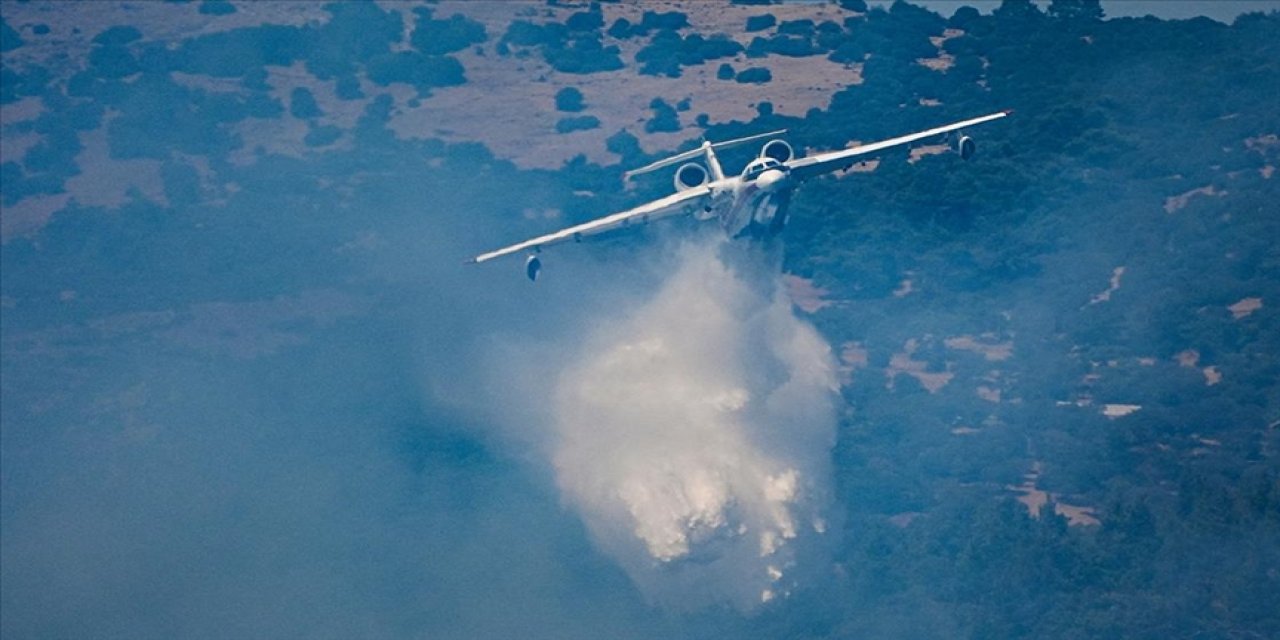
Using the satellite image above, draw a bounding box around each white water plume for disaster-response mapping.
[550,240,839,610]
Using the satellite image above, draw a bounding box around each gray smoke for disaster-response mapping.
[546,239,839,611]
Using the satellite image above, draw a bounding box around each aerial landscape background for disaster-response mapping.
[2,1,1278,638]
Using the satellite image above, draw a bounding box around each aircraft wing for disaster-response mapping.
[786,110,1010,181]
[468,185,712,264]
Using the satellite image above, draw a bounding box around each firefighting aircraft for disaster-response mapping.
[468,110,1010,280]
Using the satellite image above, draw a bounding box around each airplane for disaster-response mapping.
[468,110,1010,280]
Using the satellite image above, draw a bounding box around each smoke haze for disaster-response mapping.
[546,240,839,610]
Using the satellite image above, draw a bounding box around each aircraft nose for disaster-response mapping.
[756,168,790,192]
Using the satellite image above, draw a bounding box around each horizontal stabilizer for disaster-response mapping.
[624,129,787,179]
[710,128,788,152]
[623,147,707,180]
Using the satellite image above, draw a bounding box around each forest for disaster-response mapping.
[2,1,1278,638]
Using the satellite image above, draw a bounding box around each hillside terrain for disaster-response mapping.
[2,1,1278,638]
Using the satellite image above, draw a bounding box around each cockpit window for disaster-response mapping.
[742,158,781,180]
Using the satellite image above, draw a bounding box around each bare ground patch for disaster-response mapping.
[944,334,1013,361]
[886,338,953,393]
[782,274,832,313]
[1008,462,1101,526]
[1088,266,1125,304]
[1164,185,1225,213]
[1228,296,1262,319]
[837,341,868,386]
[916,29,963,73]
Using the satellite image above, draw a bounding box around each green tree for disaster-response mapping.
[289,87,321,119]
[735,67,772,83]
[645,97,680,132]
[555,115,600,133]
[746,15,777,32]
[554,87,585,112]
[1048,0,1104,21]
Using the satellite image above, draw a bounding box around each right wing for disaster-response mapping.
[786,110,1010,181]
[468,186,712,264]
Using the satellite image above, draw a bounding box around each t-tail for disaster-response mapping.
[624,129,787,183]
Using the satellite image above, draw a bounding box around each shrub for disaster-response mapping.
[412,8,486,55]
[639,11,689,32]
[735,67,772,83]
[365,51,466,94]
[304,124,342,147]
[543,36,624,74]
[645,98,680,132]
[606,129,643,160]
[198,0,236,15]
[555,87,585,112]
[745,15,777,32]
[566,9,604,33]
[290,87,322,119]
[778,19,815,36]
[606,18,635,39]
[555,115,601,133]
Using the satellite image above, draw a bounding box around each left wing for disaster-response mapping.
[468,186,712,264]
[786,110,1010,181]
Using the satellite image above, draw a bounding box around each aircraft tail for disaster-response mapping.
[624,129,787,180]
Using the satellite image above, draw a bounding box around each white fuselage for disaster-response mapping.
[695,156,794,239]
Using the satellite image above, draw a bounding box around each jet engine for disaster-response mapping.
[525,254,542,281]
[759,139,794,163]
[954,135,976,161]
[674,162,709,191]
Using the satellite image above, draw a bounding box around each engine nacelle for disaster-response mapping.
[525,254,541,281]
[674,162,709,191]
[954,135,976,161]
[759,139,794,163]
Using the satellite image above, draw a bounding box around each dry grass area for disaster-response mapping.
[944,334,1013,361]
[837,341,868,386]
[887,512,921,528]
[908,143,950,163]
[1244,134,1277,179]
[1176,348,1200,368]
[0,0,871,240]
[1,194,70,239]
[1227,296,1262,319]
[1102,403,1142,418]
[781,274,832,313]
[844,157,880,174]
[388,1,868,169]
[1088,266,1125,304]
[916,28,963,73]
[886,338,953,393]
[1054,503,1101,527]
[1163,185,1225,213]
[0,1,332,68]
[1008,462,1048,518]
[2,119,168,237]
[1008,461,1101,526]
[1245,133,1278,153]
